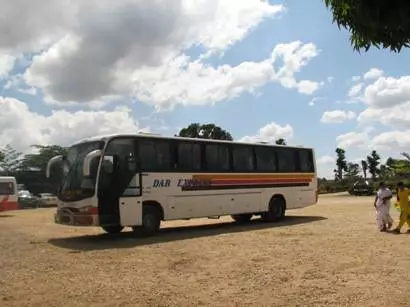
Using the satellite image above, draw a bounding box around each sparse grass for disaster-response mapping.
[1,193,410,306]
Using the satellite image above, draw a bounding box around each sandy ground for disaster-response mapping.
[1,193,410,307]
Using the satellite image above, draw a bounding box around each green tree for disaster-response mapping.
[345,162,361,181]
[21,145,67,172]
[275,138,287,145]
[361,160,368,180]
[367,150,381,180]
[0,144,23,175]
[379,164,392,181]
[386,157,410,177]
[323,0,410,53]
[334,147,348,181]
[178,123,233,140]
[0,150,4,162]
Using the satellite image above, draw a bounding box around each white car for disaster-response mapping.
[38,193,58,207]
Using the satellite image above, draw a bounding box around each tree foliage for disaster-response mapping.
[345,162,361,181]
[275,138,287,145]
[21,145,67,172]
[367,150,381,180]
[323,0,410,53]
[334,147,348,181]
[361,160,368,180]
[178,123,233,141]
[0,144,23,175]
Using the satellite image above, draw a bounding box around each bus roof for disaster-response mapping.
[71,132,314,150]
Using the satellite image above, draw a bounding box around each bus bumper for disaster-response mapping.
[54,208,99,226]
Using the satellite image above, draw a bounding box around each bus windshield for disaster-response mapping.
[59,141,103,202]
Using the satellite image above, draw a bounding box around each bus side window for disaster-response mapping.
[138,139,172,172]
[298,149,314,172]
[205,144,230,171]
[0,182,15,195]
[277,148,296,172]
[177,142,201,171]
[255,147,277,172]
[232,145,254,172]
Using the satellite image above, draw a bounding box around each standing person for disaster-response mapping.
[392,182,410,234]
[374,182,393,232]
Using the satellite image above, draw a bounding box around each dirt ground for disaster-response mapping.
[1,193,410,307]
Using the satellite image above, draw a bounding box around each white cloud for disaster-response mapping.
[11,0,302,109]
[362,76,410,109]
[320,110,356,123]
[336,131,369,149]
[0,96,147,153]
[357,103,410,130]
[370,130,410,151]
[239,122,293,143]
[0,54,15,78]
[357,74,410,130]
[348,82,364,98]
[123,42,320,110]
[327,76,334,83]
[363,68,383,80]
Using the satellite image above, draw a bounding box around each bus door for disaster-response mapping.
[119,172,143,226]
[99,138,142,227]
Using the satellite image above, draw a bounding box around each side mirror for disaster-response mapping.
[46,155,63,178]
[83,150,102,177]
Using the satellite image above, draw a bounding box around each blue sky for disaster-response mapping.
[1,0,410,178]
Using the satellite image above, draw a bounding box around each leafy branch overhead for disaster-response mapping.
[323,0,410,52]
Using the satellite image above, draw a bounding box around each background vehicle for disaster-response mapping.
[0,176,19,212]
[38,193,58,207]
[350,180,374,196]
[18,190,41,209]
[46,133,318,236]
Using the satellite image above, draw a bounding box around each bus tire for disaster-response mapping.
[231,214,253,223]
[261,196,286,222]
[101,225,124,234]
[132,205,161,236]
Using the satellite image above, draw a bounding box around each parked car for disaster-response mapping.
[38,193,58,207]
[351,180,374,196]
[18,190,41,208]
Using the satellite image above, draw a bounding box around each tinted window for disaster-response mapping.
[138,139,172,171]
[177,142,201,171]
[232,146,254,171]
[205,144,230,171]
[255,147,277,172]
[298,149,314,172]
[277,148,296,172]
[0,182,14,195]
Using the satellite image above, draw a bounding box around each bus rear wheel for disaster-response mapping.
[101,225,124,234]
[261,196,286,222]
[231,214,253,223]
[132,205,161,236]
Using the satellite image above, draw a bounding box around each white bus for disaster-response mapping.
[46,133,318,235]
[0,176,19,212]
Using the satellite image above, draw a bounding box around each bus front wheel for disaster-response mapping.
[261,196,286,222]
[101,225,124,234]
[132,205,161,236]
